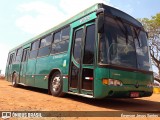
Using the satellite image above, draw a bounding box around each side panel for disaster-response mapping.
[26,59,36,86]
[94,68,109,98]
[35,56,53,89]
[50,53,70,84]
[12,64,21,73]
[20,62,27,83]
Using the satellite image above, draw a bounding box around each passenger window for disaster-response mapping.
[40,35,52,48]
[30,50,38,59]
[16,48,22,56]
[9,53,15,64]
[51,26,70,54]
[31,41,39,50]
[30,40,39,59]
[15,48,22,63]
[38,46,51,57]
[54,32,61,43]
[26,49,29,61]
[22,49,27,62]
[83,24,95,64]
[52,40,69,54]
[38,34,52,57]
[22,48,30,62]
[61,27,70,40]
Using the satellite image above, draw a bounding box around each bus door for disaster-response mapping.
[7,53,15,82]
[20,48,29,84]
[69,23,95,96]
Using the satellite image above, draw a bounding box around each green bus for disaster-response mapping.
[5,3,153,98]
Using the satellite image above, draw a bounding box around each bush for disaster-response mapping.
[0,74,5,79]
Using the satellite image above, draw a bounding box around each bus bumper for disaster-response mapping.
[95,85,153,98]
[106,85,153,98]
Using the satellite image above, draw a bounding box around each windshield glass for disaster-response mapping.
[99,16,151,71]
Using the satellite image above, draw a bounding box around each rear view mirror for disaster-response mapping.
[97,14,104,33]
[96,8,104,33]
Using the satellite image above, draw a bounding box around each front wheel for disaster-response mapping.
[50,72,65,97]
[12,73,18,87]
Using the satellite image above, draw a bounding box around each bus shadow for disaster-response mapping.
[9,84,48,94]
[10,84,160,112]
[66,94,160,112]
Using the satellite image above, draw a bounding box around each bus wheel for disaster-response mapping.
[12,73,18,87]
[50,72,65,97]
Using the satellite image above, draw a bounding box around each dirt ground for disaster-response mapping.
[0,79,160,120]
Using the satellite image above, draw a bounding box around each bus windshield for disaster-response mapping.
[99,16,151,71]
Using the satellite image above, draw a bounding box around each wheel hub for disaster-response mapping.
[52,76,61,92]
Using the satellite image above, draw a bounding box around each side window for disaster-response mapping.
[30,40,39,59]
[26,49,29,61]
[40,35,52,48]
[51,26,70,54]
[61,27,70,40]
[15,48,22,63]
[54,32,61,43]
[38,34,52,57]
[22,49,27,62]
[31,41,39,50]
[135,30,150,70]
[83,24,95,64]
[73,29,83,63]
[17,48,22,56]
[22,48,30,62]
[9,53,15,65]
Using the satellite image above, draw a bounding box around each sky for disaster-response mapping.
[0,0,160,74]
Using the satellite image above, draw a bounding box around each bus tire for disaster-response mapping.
[12,73,18,87]
[50,72,65,97]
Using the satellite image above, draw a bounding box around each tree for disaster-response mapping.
[138,13,160,82]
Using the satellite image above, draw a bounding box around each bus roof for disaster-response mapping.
[9,3,142,52]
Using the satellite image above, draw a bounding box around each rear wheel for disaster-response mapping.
[12,73,18,87]
[50,72,65,97]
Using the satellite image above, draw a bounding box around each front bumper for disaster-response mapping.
[106,85,153,98]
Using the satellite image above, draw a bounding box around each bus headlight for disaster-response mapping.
[102,79,123,86]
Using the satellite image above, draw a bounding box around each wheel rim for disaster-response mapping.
[52,76,61,92]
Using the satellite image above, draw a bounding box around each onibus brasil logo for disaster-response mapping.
[2,112,11,119]
[1,112,42,119]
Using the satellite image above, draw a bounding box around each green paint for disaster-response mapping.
[94,68,109,98]
[25,75,35,86]
[35,75,48,89]
[62,77,68,93]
